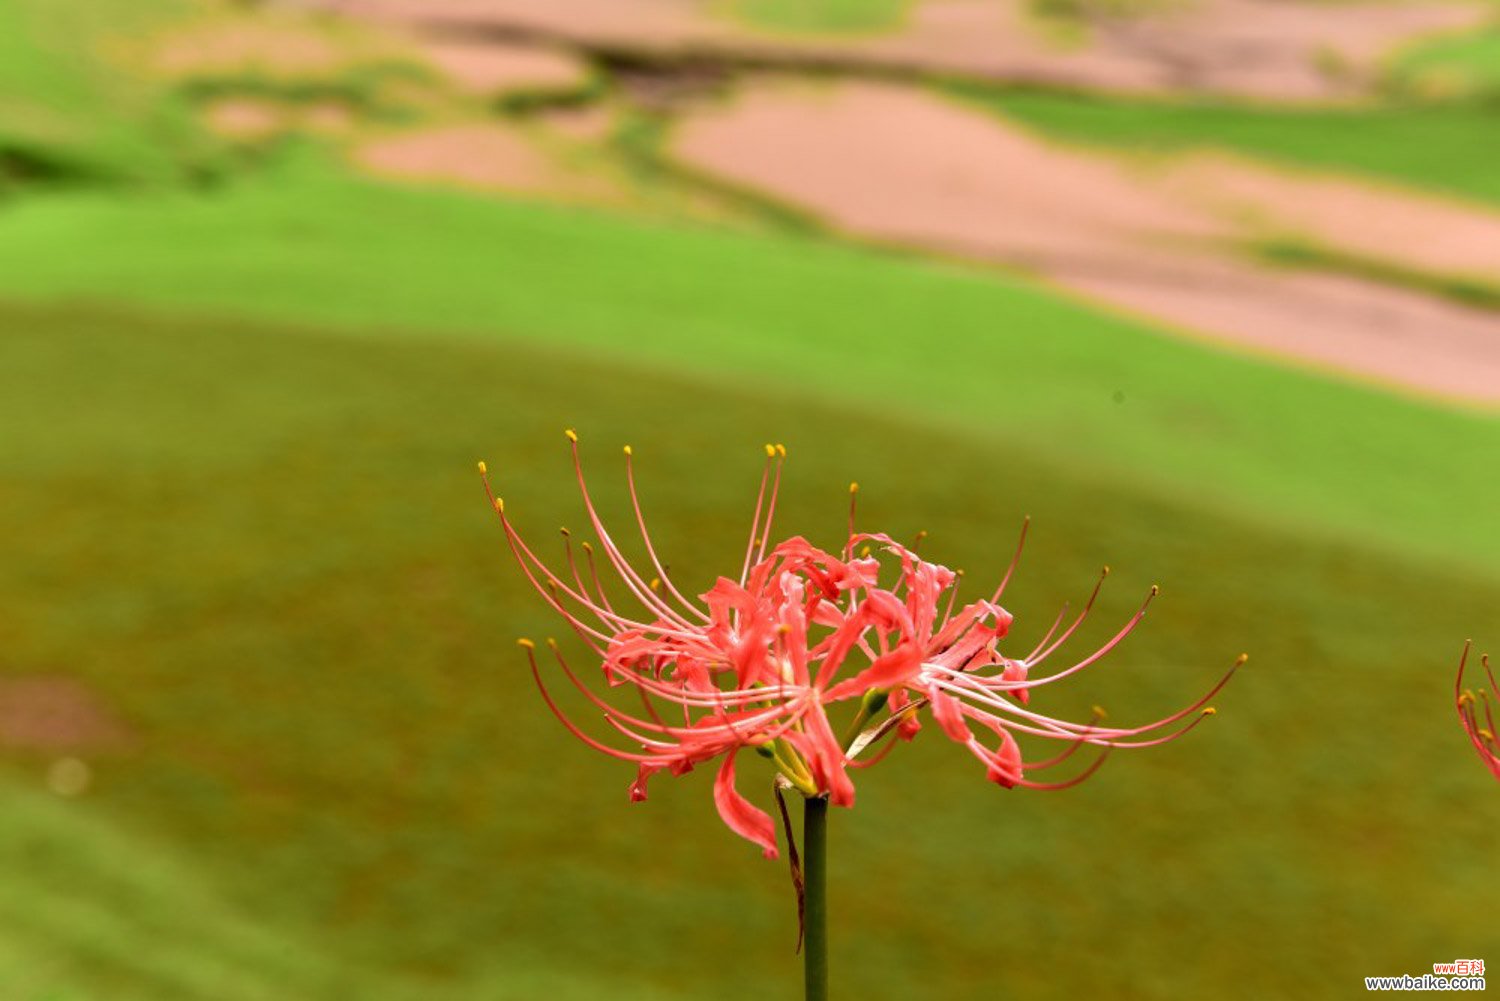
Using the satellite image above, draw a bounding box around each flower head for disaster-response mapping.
[1456,641,1500,781]
[483,433,1242,858]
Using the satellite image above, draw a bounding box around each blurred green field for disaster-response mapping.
[962,88,1500,207]
[723,0,910,34]
[0,0,210,191]
[3,170,1499,999]
[1388,25,1500,102]
[3,163,1499,577]
[5,1,1500,997]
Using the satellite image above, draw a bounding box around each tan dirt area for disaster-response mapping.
[303,0,1487,101]
[418,38,592,98]
[353,122,618,201]
[0,676,132,753]
[671,81,1500,403]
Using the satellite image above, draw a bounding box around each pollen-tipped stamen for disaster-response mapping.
[564,433,695,631]
[1027,566,1116,668]
[623,445,711,625]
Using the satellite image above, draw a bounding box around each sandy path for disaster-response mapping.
[673,81,1500,404]
[419,38,591,98]
[297,0,1486,101]
[1160,156,1500,282]
[354,122,618,201]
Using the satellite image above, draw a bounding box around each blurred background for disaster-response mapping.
[2,0,1498,997]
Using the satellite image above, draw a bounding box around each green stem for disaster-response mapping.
[803,794,829,1001]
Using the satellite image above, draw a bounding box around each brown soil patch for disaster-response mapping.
[354,122,614,200]
[542,103,616,144]
[420,38,591,97]
[1160,155,1500,283]
[311,0,1487,100]
[156,19,351,79]
[0,676,133,753]
[302,100,358,136]
[673,80,1500,403]
[203,98,285,141]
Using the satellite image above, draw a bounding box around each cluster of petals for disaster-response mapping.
[483,434,1242,858]
[1456,642,1500,781]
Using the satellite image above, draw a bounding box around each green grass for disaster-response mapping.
[1387,26,1500,102]
[2,295,1496,1000]
[0,0,211,191]
[0,164,1494,581]
[722,0,909,35]
[954,86,1500,207]
[1252,236,1500,312]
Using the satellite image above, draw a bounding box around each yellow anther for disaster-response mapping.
[477,460,487,474]
[546,637,559,650]
[1235,653,1249,666]
[764,443,776,457]
[775,443,786,457]
[1102,565,1111,576]
[581,541,593,553]
[1481,728,1495,742]
[560,527,570,537]
[564,428,578,443]
[623,444,633,456]
[1459,692,1474,707]
[776,623,791,636]
[1091,705,1108,720]
[1150,584,1161,596]
[860,545,871,557]
[850,481,859,494]
[956,568,965,577]
[493,497,505,513]
[1202,707,1217,717]
[649,577,661,591]
[517,638,535,649]
[915,530,927,541]
[1485,654,1492,669]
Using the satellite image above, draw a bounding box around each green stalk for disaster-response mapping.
[803,794,829,1001]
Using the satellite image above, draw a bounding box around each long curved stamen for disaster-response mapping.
[740,445,776,586]
[1028,567,1115,667]
[1016,745,1111,790]
[482,466,689,644]
[580,541,616,615]
[754,444,787,566]
[564,431,697,630]
[522,639,659,763]
[624,444,711,624]
[845,482,859,560]
[499,507,697,644]
[989,516,1030,604]
[847,735,900,768]
[995,586,1159,692]
[605,659,804,708]
[1023,602,1071,663]
[930,653,1244,740]
[1025,709,1106,769]
[940,569,965,630]
[556,645,786,735]
[489,503,620,647]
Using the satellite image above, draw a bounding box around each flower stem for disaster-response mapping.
[803,794,829,1001]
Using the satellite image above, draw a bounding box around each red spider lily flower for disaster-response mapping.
[480,434,1243,858]
[1456,641,1500,780]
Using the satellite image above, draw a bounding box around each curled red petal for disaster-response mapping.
[714,751,779,859]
